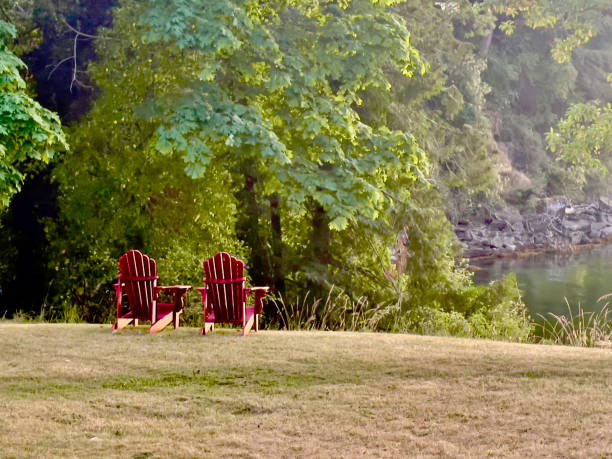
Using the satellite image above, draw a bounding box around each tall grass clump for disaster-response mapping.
[267,286,389,331]
[536,298,612,347]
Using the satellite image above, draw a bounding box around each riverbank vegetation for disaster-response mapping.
[1,324,611,457]
[537,300,612,347]
[0,1,611,339]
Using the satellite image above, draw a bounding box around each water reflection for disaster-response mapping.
[471,246,612,318]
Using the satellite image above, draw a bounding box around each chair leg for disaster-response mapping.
[242,312,255,336]
[173,311,181,329]
[201,322,214,335]
[149,313,173,334]
[112,317,134,332]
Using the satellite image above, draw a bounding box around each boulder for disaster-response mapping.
[493,207,523,224]
[599,197,612,213]
[562,219,592,233]
[589,222,609,238]
[601,226,612,241]
[510,221,525,233]
[487,219,508,231]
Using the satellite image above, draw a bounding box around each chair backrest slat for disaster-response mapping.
[118,249,157,321]
[204,252,245,322]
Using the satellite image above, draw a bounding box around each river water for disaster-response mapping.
[471,245,612,319]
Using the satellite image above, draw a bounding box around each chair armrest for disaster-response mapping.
[155,285,191,298]
[249,286,269,314]
[155,285,191,293]
[155,285,191,312]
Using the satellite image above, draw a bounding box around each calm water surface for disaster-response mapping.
[472,245,612,318]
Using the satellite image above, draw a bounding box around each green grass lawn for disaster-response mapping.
[1,323,611,457]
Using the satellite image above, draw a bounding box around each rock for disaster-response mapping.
[456,197,612,259]
[599,197,612,213]
[601,226,612,240]
[510,221,524,232]
[487,219,508,231]
[562,219,592,233]
[566,205,597,221]
[464,247,495,258]
[524,214,552,233]
[542,197,569,217]
[493,207,523,224]
[569,232,583,245]
[589,222,609,238]
[455,228,474,241]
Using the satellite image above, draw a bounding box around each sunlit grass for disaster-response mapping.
[536,300,612,347]
[1,324,612,457]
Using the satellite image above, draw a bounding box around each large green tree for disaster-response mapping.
[141,0,428,224]
[131,0,430,296]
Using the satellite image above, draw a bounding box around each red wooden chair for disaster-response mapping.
[197,252,269,336]
[112,249,191,334]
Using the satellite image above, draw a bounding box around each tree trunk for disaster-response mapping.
[235,170,270,287]
[269,193,285,296]
[479,29,494,56]
[311,203,332,265]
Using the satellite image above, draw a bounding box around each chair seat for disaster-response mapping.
[155,303,176,321]
[204,307,256,324]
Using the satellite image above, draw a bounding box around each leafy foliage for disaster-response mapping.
[475,0,612,63]
[279,180,532,341]
[479,2,612,202]
[384,0,502,215]
[46,2,244,321]
[0,20,67,208]
[548,102,612,171]
[138,0,429,228]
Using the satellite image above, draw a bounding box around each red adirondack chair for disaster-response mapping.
[197,252,269,336]
[112,249,191,334]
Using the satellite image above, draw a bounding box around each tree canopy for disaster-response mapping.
[137,0,429,230]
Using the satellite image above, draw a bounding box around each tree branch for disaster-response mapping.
[0,5,11,23]
[61,18,101,40]
[46,56,73,79]
[50,18,107,92]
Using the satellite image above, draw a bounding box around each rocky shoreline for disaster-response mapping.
[455,197,612,260]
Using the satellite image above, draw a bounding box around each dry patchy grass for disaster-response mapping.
[1,324,611,457]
